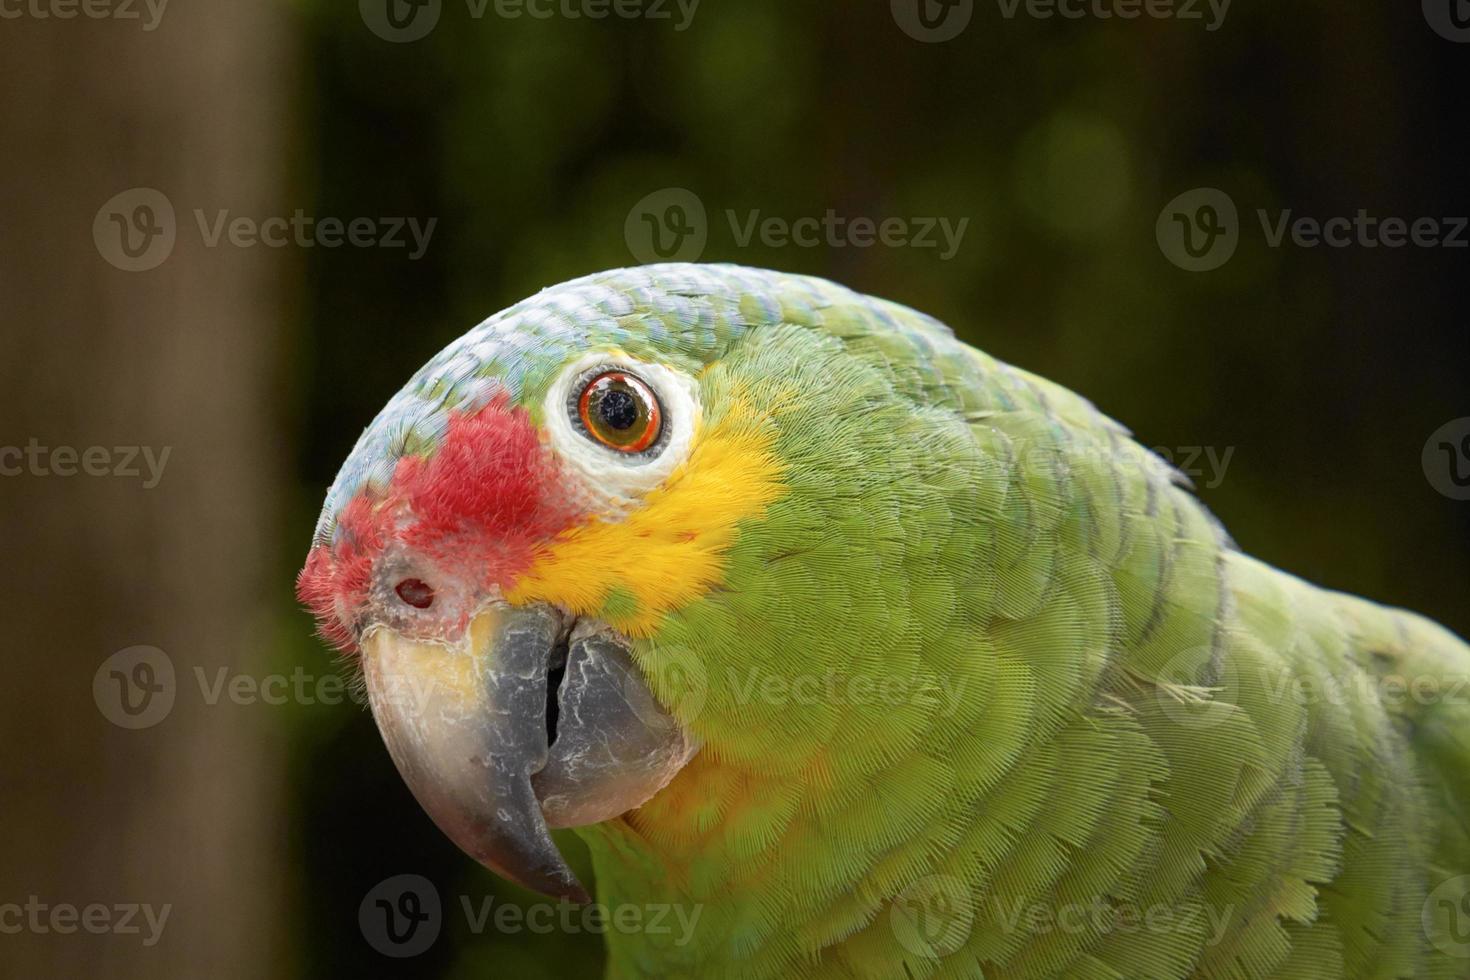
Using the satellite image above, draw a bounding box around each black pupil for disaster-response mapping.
[598,387,640,430]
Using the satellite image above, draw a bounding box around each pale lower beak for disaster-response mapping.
[360,602,694,902]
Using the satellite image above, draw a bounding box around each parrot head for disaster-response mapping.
[298,264,975,912]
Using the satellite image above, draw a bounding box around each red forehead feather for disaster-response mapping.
[296,397,584,651]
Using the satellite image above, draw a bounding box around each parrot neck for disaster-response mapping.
[575,749,952,979]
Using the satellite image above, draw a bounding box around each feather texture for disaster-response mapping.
[311,264,1470,978]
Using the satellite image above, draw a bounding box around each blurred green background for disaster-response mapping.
[2,1,1466,977]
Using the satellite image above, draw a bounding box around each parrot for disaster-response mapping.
[298,263,1470,979]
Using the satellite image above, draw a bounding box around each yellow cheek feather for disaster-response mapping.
[505,399,786,637]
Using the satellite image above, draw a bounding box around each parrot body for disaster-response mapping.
[301,264,1470,979]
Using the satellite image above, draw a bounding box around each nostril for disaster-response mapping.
[395,578,435,609]
[545,628,571,747]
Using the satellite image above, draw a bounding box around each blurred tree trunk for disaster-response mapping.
[0,6,295,978]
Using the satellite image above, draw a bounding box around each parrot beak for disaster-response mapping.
[359,602,695,903]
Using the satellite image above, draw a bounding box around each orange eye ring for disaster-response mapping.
[576,371,663,453]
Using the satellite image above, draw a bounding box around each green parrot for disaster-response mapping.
[299,263,1470,978]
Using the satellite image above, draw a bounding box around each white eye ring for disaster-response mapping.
[542,352,700,511]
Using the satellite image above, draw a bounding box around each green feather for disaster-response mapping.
[468,264,1470,979]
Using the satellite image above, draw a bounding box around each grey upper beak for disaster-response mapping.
[360,602,694,902]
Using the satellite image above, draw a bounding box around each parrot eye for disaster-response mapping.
[545,355,695,497]
[394,578,435,609]
[575,371,663,453]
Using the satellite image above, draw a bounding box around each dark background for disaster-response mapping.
[1,1,1466,976]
